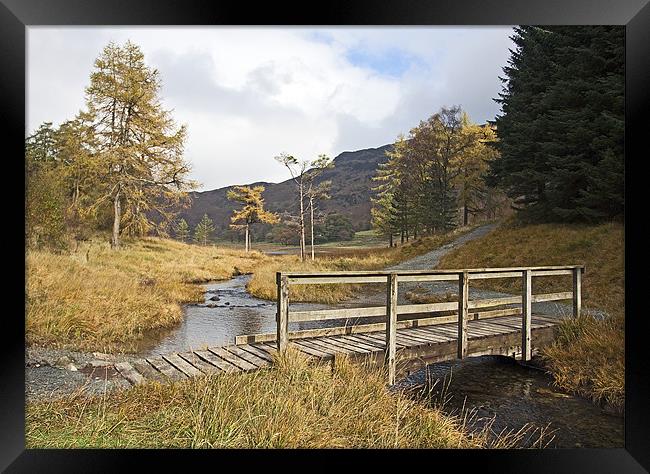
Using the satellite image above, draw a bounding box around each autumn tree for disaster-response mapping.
[193,214,215,246]
[227,185,279,252]
[83,40,196,249]
[25,122,67,249]
[454,121,499,225]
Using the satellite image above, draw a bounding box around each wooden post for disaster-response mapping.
[385,273,398,385]
[572,267,582,319]
[457,271,469,359]
[276,272,289,353]
[522,269,532,361]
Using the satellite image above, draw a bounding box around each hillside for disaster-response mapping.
[176,144,393,237]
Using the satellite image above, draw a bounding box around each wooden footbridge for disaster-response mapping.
[114,266,583,386]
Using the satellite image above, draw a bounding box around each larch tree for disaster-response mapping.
[454,121,499,226]
[193,214,215,246]
[83,40,196,249]
[227,185,279,252]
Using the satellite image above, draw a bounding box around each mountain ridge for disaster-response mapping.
[176,143,394,238]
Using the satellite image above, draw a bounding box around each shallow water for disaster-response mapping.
[137,275,346,357]
[398,356,623,448]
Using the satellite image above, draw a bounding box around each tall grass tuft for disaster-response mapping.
[28,350,494,449]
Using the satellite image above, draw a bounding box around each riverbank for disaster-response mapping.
[26,225,484,353]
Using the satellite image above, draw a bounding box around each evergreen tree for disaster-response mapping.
[174,218,190,242]
[489,26,624,222]
[227,185,279,252]
[193,214,215,246]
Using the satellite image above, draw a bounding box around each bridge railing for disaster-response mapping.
[236,266,584,384]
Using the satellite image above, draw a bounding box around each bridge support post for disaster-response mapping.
[572,267,582,319]
[276,272,289,354]
[522,269,532,361]
[458,271,468,359]
[385,273,398,385]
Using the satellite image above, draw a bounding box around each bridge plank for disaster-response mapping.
[209,347,258,371]
[307,338,359,355]
[405,328,453,343]
[293,339,338,358]
[194,349,240,373]
[147,356,187,380]
[363,332,408,348]
[163,353,203,378]
[395,331,434,345]
[131,359,167,383]
[223,345,271,369]
[178,352,223,375]
[239,344,277,363]
[342,334,386,350]
[335,335,383,352]
[115,362,145,386]
[317,336,371,354]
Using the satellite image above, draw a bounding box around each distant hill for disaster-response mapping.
[176,144,393,238]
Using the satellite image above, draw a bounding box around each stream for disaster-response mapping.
[133,274,623,448]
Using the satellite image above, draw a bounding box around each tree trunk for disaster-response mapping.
[389,233,393,248]
[299,182,306,262]
[463,205,468,226]
[245,223,249,252]
[111,187,121,249]
[310,196,315,261]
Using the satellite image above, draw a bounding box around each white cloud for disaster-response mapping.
[27,26,514,190]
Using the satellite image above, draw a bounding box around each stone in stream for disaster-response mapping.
[208,295,220,301]
[65,363,78,372]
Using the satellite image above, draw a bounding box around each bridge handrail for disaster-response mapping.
[269,265,583,384]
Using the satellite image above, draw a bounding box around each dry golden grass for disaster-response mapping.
[26,237,268,352]
[436,219,624,410]
[26,351,492,449]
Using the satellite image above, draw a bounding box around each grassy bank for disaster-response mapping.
[27,237,267,352]
[436,220,624,410]
[26,350,535,448]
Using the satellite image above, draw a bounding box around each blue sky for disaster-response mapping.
[28,27,515,190]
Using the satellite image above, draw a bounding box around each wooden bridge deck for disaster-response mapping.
[114,312,564,386]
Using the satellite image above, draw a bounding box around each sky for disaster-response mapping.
[27,27,515,191]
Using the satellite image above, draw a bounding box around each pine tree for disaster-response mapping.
[174,218,190,242]
[83,40,197,248]
[193,214,215,246]
[227,185,279,252]
[489,26,624,222]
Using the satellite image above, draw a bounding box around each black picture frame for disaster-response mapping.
[3,0,649,471]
